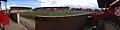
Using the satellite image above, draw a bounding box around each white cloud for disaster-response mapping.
[10,4,19,6]
[39,0,99,9]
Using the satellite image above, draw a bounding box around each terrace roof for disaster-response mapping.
[110,0,120,7]
[10,7,32,9]
[35,7,70,9]
[97,0,115,8]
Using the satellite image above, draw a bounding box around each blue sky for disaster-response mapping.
[1,0,99,9]
[7,0,40,7]
[1,0,40,9]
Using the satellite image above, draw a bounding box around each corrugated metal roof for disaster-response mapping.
[97,0,115,8]
[10,7,32,9]
[110,0,120,6]
[36,7,69,8]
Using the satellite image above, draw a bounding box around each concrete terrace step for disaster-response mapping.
[84,20,117,30]
[19,17,35,30]
[104,20,117,30]
[10,20,28,30]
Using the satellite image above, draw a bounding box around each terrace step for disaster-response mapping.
[10,19,28,30]
[84,20,117,30]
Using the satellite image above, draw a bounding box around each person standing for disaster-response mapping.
[0,10,10,30]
